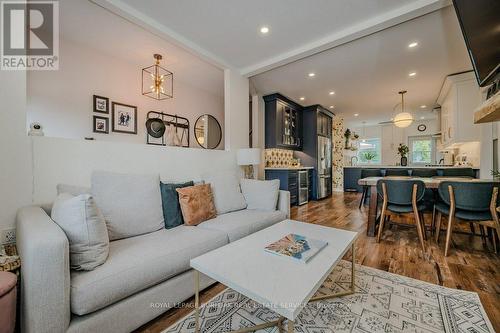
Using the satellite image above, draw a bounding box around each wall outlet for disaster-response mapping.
[0,228,16,244]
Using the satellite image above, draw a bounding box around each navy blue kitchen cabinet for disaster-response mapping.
[264,93,303,151]
[265,169,312,206]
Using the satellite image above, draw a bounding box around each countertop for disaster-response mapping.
[344,165,480,169]
[265,166,314,170]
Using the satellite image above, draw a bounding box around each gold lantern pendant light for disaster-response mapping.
[393,90,413,128]
[142,54,173,100]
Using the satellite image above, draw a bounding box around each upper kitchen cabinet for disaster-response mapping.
[264,93,303,150]
[437,72,482,148]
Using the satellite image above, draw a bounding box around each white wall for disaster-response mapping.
[32,137,238,203]
[479,122,499,179]
[0,71,33,231]
[349,119,440,165]
[224,68,249,150]
[27,38,225,149]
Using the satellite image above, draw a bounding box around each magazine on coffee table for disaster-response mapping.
[264,233,328,263]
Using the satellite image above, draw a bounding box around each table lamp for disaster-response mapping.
[237,148,261,179]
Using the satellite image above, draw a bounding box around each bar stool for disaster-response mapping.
[358,168,382,208]
[385,169,409,177]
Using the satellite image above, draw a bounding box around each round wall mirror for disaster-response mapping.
[194,114,222,149]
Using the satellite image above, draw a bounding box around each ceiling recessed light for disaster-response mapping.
[260,26,269,34]
[354,113,359,117]
[329,91,335,95]
[308,72,315,77]
[420,105,426,108]
[330,105,335,109]
[420,116,425,120]
[299,97,305,101]
[408,42,418,48]
[409,72,417,77]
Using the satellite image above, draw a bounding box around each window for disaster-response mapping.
[409,136,435,165]
[358,138,381,164]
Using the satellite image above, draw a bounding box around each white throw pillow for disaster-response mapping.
[91,171,164,240]
[202,171,247,215]
[51,193,109,271]
[240,179,280,211]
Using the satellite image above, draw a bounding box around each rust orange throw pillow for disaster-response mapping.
[176,184,217,226]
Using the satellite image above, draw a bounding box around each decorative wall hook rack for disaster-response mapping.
[146,111,189,147]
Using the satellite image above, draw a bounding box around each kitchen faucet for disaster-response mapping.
[350,156,358,166]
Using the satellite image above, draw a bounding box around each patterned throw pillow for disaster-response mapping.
[176,184,217,226]
[160,181,194,229]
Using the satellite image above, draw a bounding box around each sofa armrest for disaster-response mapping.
[277,190,290,219]
[17,206,70,333]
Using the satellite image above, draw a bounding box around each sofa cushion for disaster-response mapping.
[51,193,109,271]
[202,172,247,214]
[197,209,287,242]
[70,226,228,315]
[176,184,217,226]
[91,171,164,240]
[240,179,280,211]
[160,181,194,229]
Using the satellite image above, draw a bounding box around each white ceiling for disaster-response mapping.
[60,0,224,96]
[250,6,473,127]
[94,0,450,75]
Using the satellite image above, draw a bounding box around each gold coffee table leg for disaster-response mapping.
[194,270,200,333]
[309,242,356,302]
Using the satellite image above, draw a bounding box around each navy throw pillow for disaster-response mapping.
[160,181,194,229]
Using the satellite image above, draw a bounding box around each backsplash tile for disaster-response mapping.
[265,149,294,168]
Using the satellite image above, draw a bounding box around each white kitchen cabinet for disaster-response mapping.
[437,72,482,148]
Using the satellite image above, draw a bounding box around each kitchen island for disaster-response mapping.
[344,165,480,192]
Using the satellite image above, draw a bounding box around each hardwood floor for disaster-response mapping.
[136,192,500,333]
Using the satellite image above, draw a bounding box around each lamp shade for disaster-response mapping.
[237,148,261,166]
[393,112,414,128]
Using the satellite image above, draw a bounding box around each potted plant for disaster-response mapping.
[397,143,409,166]
[363,151,376,163]
[344,129,351,149]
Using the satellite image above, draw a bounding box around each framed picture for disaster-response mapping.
[112,102,137,134]
[93,116,109,134]
[93,95,109,113]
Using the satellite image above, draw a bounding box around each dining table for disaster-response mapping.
[357,176,483,236]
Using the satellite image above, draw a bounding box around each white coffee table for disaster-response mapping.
[190,219,358,332]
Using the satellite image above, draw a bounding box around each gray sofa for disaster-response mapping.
[16,184,290,333]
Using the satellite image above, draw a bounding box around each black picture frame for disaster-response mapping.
[93,116,109,134]
[112,102,138,134]
[93,95,109,114]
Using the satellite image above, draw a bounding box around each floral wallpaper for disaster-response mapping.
[333,116,344,190]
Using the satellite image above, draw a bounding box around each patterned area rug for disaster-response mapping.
[164,261,494,332]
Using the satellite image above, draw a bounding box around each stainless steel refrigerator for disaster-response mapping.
[317,135,332,199]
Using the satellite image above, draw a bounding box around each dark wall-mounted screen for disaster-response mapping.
[453,0,500,86]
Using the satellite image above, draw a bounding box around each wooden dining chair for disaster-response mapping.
[434,181,500,256]
[376,179,427,251]
[358,169,382,209]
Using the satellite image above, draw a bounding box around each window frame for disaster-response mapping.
[408,135,436,166]
[357,137,382,165]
